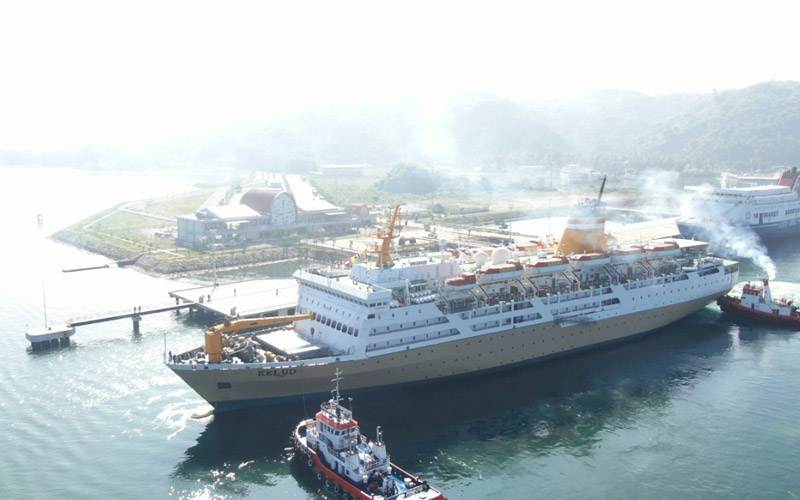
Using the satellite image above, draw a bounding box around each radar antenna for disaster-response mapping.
[331,368,343,405]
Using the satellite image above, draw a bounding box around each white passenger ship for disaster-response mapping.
[678,167,800,242]
[168,196,739,412]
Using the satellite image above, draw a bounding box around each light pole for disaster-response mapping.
[209,228,218,288]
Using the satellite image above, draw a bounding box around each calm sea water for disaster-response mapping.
[2,168,800,499]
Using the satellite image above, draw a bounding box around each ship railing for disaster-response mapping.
[179,354,344,370]
[470,320,501,332]
[622,276,664,290]
[368,316,449,337]
[305,267,350,279]
[385,482,434,499]
[469,305,502,318]
[465,300,524,318]
[365,328,460,353]
[552,301,602,317]
[539,286,610,305]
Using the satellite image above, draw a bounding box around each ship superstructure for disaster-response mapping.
[167,195,740,412]
[678,167,800,242]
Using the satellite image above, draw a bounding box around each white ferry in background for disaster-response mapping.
[677,167,800,242]
[167,184,739,412]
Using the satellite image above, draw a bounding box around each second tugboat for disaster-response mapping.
[292,370,445,500]
[717,279,800,328]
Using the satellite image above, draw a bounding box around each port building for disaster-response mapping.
[176,176,357,249]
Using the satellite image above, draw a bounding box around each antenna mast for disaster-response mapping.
[597,175,607,204]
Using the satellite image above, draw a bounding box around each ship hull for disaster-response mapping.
[171,291,727,411]
[677,218,800,242]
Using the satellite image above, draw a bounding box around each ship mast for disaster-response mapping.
[372,204,401,267]
[331,368,343,405]
[597,175,607,204]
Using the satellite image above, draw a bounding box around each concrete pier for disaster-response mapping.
[168,278,298,320]
[26,325,76,350]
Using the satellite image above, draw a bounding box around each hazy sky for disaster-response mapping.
[2,0,798,150]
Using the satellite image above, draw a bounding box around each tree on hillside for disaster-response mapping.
[376,164,440,194]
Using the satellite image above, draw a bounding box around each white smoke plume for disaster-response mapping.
[706,222,777,279]
[637,169,682,214]
[640,170,777,279]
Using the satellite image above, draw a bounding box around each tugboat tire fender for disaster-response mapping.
[342,493,349,500]
[316,471,323,481]
[333,484,340,493]
[308,459,314,468]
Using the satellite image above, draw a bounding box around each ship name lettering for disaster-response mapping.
[258,368,297,377]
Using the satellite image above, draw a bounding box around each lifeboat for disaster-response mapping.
[526,256,570,275]
[570,252,611,269]
[476,261,524,282]
[443,272,478,291]
[646,241,681,259]
[610,246,646,264]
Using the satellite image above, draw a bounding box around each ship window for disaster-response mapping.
[217,382,232,389]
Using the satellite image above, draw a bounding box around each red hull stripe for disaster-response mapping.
[720,299,800,327]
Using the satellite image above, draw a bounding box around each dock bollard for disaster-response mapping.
[132,314,141,333]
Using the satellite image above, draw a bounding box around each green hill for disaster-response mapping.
[4,81,800,175]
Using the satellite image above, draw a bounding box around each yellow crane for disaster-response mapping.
[370,204,402,267]
[204,314,312,363]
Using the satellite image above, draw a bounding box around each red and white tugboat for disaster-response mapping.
[292,370,445,500]
[717,279,800,328]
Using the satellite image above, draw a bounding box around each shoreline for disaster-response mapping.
[50,229,357,278]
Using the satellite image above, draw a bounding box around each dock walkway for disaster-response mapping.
[168,278,298,319]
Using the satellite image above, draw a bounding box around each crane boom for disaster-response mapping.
[205,313,313,363]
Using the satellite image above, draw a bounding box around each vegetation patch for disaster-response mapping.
[141,191,212,217]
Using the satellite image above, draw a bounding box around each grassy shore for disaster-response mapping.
[51,175,641,277]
